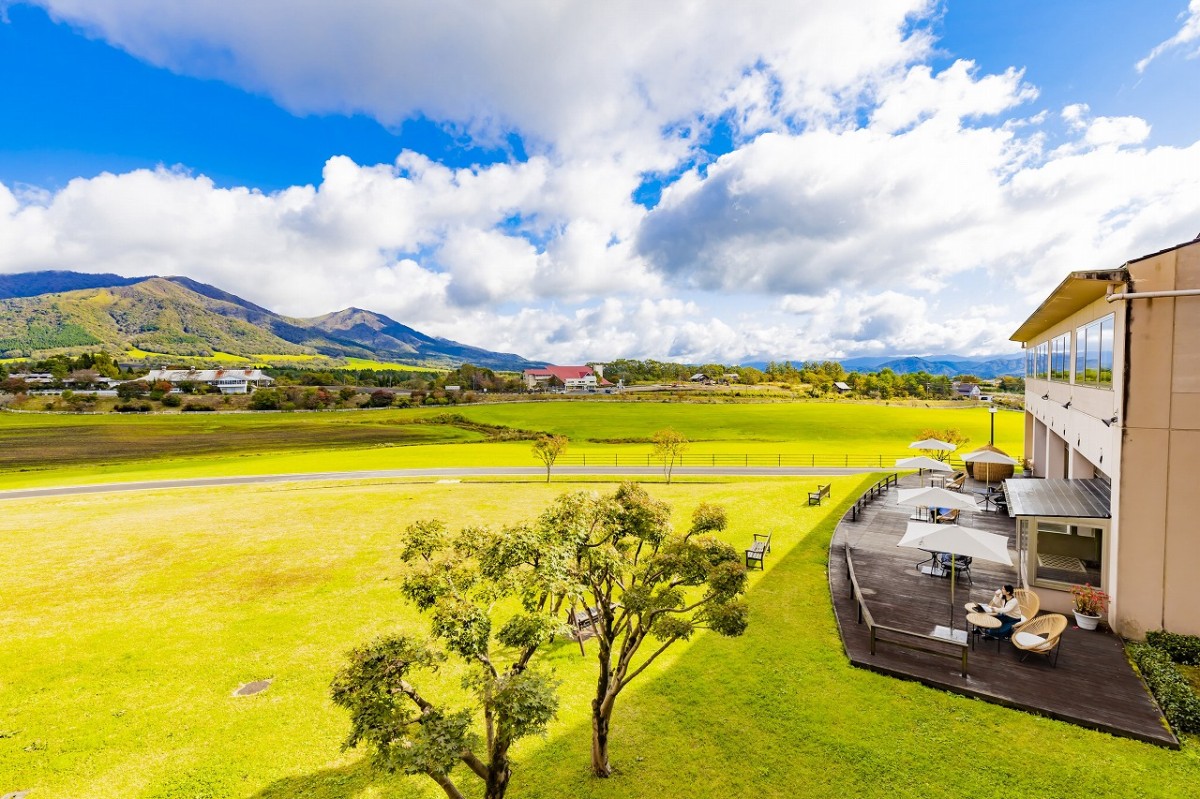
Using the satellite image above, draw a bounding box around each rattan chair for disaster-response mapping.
[934,508,960,524]
[1012,613,1067,666]
[1014,588,1040,623]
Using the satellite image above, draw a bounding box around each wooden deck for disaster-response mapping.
[829,473,1178,748]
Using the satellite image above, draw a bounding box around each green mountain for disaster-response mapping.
[0,273,539,370]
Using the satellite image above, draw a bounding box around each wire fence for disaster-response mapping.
[553,453,1024,469]
[554,453,989,468]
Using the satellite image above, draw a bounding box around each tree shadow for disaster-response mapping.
[245,758,409,799]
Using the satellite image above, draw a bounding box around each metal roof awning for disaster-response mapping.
[1010,270,1126,343]
[1003,478,1111,519]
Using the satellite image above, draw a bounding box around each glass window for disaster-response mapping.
[1033,521,1103,588]
[1050,333,1070,381]
[1099,316,1114,387]
[1074,314,1115,390]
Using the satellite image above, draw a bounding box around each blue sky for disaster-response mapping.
[2,1,1199,363]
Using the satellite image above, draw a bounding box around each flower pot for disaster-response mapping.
[1074,611,1101,630]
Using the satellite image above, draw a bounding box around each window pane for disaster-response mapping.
[1099,316,1114,387]
[1086,323,1101,384]
[1034,522,1103,587]
[1075,326,1086,382]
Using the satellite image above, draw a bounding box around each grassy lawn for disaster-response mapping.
[0,402,1022,490]
[1,476,1196,798]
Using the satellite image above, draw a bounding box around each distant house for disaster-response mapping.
[144,368,274,395]
[522,365,612,392]
[8,372,54,384]
[833,381,852,393]
[689,373,708,382]
[952,382,982,399]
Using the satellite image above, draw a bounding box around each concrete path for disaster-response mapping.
[0,466,882,500]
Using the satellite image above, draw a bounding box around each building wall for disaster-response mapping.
[1021,290,1122,625]
[1115,246,1200,636]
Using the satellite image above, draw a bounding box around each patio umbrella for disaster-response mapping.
[896,487,979,522]
[962,450,1018,488]
[908,438,957,461]
[898,521,1013,639]
[895,456,953,486]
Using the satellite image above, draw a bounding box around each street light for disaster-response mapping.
[988,405,998,446]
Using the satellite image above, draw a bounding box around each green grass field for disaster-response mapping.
[0,402,1022,490]
[1,477,1196,799]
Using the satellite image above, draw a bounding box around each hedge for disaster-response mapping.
[1146,630,1200,666]
[1129,642,1200,734]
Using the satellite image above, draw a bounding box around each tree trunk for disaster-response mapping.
[485,764,511,799]
[591,697,613,777]
[431,772,467,799]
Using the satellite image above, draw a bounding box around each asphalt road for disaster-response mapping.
[0,466,882,500]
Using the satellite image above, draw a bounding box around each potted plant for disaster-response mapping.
[1070,583,1108,630]
[1021,458,1034,477]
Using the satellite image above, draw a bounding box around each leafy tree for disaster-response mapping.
[116,380,149,400]
[652,428,689,484]
[368,389,395,408]
[915,427,971,460]
[248,388,282,410]
[535,484,749,776]
[530,435,568,483]
[331,518,563,799]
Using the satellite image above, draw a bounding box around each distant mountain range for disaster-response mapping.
[745,353,1024,378]
[0,271,540,371]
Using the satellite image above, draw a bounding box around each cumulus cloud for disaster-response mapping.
[1136,0,1200,73]
[6,1,1200,364]
[32,0,934,165]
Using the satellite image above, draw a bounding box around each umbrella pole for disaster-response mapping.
[949,550,956,634]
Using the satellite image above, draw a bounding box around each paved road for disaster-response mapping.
[0,466,883,500]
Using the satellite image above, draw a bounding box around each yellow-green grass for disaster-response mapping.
[124,348,256,364]
[340,357,448,373]
[0,403,1023,490]
[1,477,1195,798]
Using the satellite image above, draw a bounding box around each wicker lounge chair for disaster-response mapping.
[1012,613,1067,666]
[1014,588,1040,623]
[934,508,960,524]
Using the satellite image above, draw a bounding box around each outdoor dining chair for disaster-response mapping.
[1012,613,1068,666]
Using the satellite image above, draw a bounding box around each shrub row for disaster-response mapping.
[1129,642,1200,734]
[1146,630,1200,666]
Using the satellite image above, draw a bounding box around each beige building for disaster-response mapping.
[1009,235,1200,638]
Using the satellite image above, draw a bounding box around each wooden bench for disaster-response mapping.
[566,605,601,636]
[745,532,772,570]
[808,484,831,505]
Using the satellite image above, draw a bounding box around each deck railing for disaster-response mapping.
[843,542,969,677]
[846,473,899,521]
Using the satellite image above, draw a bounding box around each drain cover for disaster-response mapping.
[234,679,272,697]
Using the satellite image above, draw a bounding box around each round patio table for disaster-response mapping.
[966,611,1002,650]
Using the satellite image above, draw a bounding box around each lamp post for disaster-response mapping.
[988,405,997,446]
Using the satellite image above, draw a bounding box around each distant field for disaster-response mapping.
[0,411,481,473]
[0,401,1023,489]
[340,357,448,373]
[124,348,255,363]
[2,477,1195,799]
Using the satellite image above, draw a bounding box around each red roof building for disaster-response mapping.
[522,365,612,391]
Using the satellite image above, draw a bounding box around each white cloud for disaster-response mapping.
[1136,0,1200,73]
[6,1,1200,365]
[33,0,934,164]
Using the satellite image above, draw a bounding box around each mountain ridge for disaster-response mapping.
[0,271,540,370]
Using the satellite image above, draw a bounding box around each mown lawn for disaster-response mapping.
[1,476,1195,798]
[0,401,1021,490]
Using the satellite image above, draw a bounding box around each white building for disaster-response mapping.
[144,368,274,395]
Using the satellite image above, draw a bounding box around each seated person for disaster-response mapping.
[975,584,1021,639]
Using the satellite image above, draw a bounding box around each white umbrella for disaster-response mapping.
[909,438,956,451]
[895,456,954,471]
[895,456,953,486]
[962,450,1018,488]
[896,487,980,522]
[908,438,957,461]
[898,521,1014,638]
